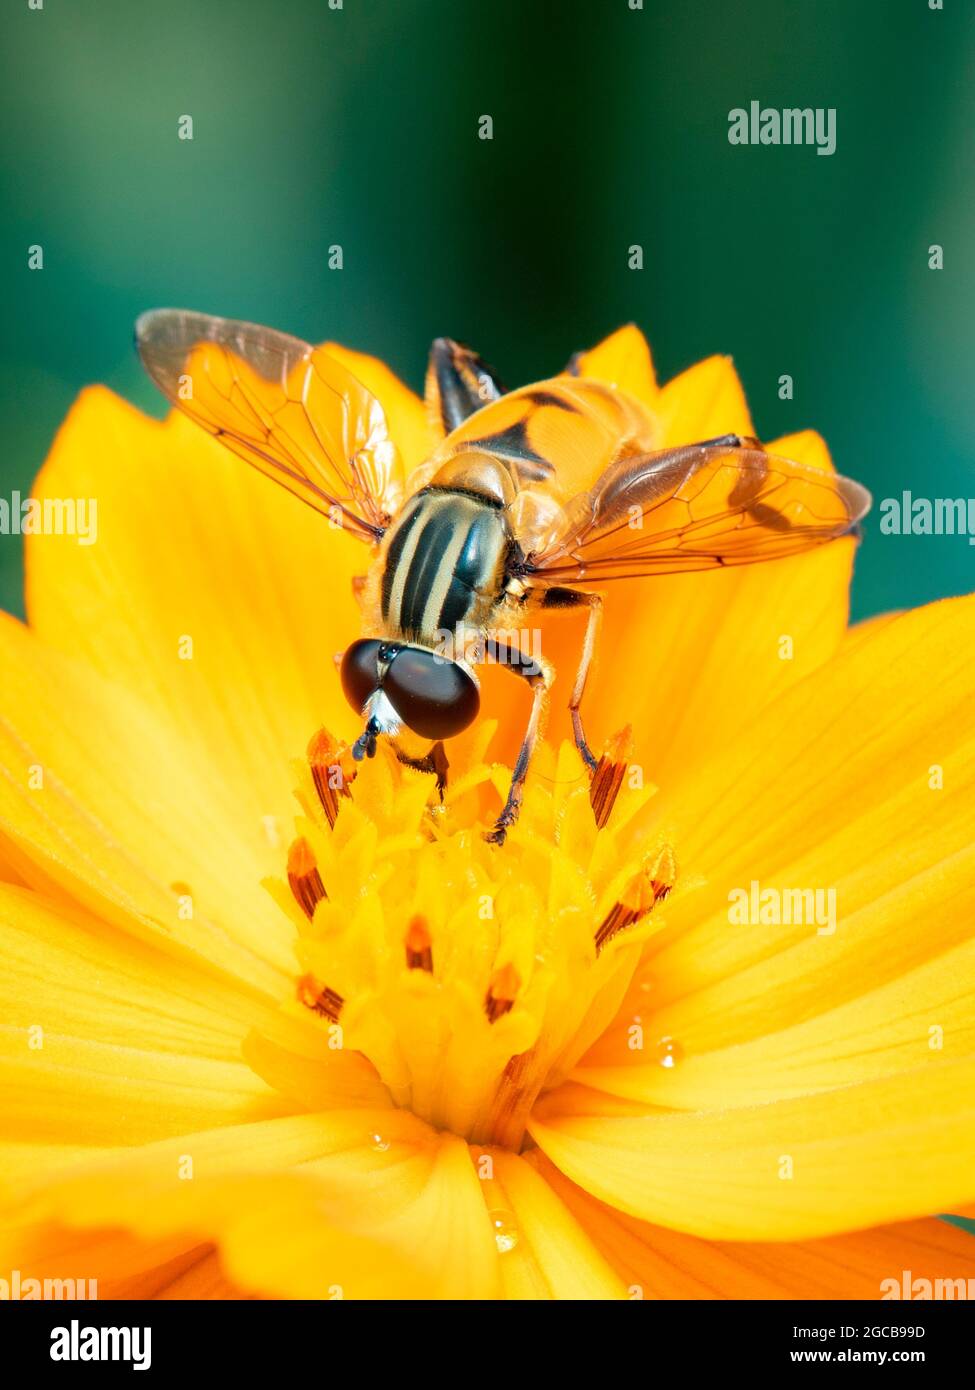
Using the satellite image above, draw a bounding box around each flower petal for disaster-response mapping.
[0,884,388,1193]
[535,1154,975,1300]
[0,900,290,1162]
[241,1024,390,1113]
[571,324,657,405]
[476,1148,626,1299]
[25,387,367,847]
[584,590,975,1105]
[0,1220,207,1299]
[0,882,271,1059]
[2,1111,501,1300]
[654,353,754,441]
[530,1058,975,1240]
[0,612,295,993]
[580,924,975,1109]
[154,1247,255,1299]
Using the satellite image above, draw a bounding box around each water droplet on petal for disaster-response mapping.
[369,1133,391,1153]
[489,1209,519,1254]
[655,1035,683,1069]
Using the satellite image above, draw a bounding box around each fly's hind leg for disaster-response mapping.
[539,587,603,773]
[484,637,551,845]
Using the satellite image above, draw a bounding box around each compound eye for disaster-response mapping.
[384,649,480,740]
[341,639,383,714]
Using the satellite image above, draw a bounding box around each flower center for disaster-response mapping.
[270,725,675,1150]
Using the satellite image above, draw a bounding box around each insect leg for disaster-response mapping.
[538,587,603,772]
[483,638,551,845]
[392,739,449,798]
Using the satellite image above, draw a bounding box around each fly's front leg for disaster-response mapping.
[392,739,449,798]
[539,587,603,773]
[483,637,551,845]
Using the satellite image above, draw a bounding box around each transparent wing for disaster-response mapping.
[524,442,872,582]
[136,309,403,542]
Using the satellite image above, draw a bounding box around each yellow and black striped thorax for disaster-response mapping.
[380,486,513,644]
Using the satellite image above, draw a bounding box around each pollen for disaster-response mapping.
[266,729,670,1149]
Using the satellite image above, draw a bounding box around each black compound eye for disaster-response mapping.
[384,649,480,740]
[341,639,383,714]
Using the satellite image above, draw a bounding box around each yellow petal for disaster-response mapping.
[0,1030,260,1159]
[0,612,294,994]
[2,1110,500,1300]
[241,1025,390,1113]
[653,352,754,440]
[580,924,975,1109]
[26,387,366,843]
[0,882,272,1061]
[155,1247,255,1299]
[0,1219,206,1298]
[536,1154,975,1300]
[590,591,975,1081]
[570,324,657,405]
[0,1142,115,1186]
[0,901,291,1160]
[476,1148,626,1299]
[0,885,384,1184]
[531,1057,975,1240]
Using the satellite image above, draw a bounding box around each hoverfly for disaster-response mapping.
[136,310,871,843]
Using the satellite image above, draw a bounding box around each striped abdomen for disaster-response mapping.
[380,487,512,644]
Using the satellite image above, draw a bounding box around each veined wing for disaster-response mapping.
[523,441,872,581]
[136,309,403,542]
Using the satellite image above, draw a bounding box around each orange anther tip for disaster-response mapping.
[487,961,520,1003]
[485,961,520,1022]
[307,727,339,762]
[405,914,434,971]
[406,915,432,952]
[287,836,317,876]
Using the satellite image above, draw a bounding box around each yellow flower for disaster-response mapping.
[1,327,974,1299]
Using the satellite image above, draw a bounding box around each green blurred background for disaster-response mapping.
[1,0,973,620]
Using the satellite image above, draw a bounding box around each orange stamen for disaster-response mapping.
[595,844,677,952]
[485,962,520,1023]
[307,727,356,828]
[297,972,344,1022]
[287,836,327,920]
[589,725,634,829]
[405,915,433,972]
[648,843,677,903]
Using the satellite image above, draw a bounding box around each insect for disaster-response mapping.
[137,310,871,843]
